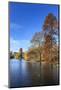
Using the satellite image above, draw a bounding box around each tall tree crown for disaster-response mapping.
[43,13,58,32]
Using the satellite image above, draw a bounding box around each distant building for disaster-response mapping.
[19,48,23,54]
[19,48,23,59]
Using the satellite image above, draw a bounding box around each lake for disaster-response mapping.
[9,59,59,88]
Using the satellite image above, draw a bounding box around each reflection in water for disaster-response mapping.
[9,59,59,88]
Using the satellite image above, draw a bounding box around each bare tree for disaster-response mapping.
[31,31,44,63]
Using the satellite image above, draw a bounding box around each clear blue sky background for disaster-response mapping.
[9,2,59,52]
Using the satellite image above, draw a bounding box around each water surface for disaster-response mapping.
[9,59,59,88]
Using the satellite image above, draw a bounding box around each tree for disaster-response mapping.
[31,31,44,63]
[10,51,14,59]
[43,13,59,62]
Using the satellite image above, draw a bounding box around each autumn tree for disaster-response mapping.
[43,13,59,62]
[30,31,44,63]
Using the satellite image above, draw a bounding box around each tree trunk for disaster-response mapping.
[40,52,41,65]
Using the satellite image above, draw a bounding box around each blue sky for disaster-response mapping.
[9,2,59,52]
